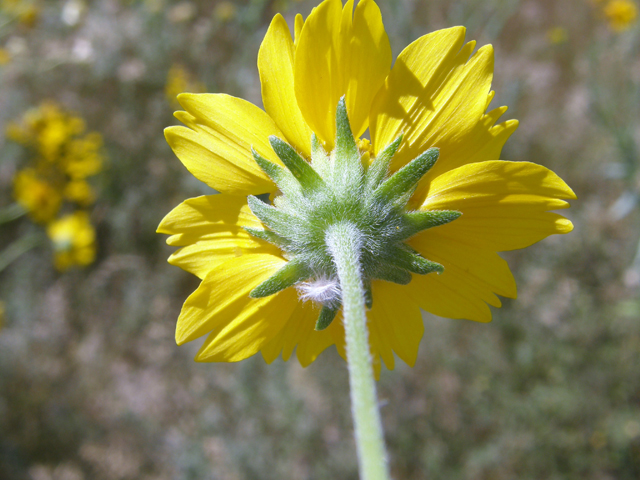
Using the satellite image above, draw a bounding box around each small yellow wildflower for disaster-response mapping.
[47,211,96,271]
[63,132,104,179]
[0,47,11,65]
[603,0,638,31]
[213,1,236,22]
[13,169,63,223]
[63,179,96,206]
[18,4,39,27]
[7,102,86,159]
[165,65,205,107]
[546,26,569,44]
[0,301,5,331]
[159,0,575,374]
[1,0,40,27]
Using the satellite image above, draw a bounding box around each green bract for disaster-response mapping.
[246,98,461,330]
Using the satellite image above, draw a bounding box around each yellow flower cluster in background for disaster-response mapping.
[596,0,638,31]
[8,101,103,220]
[165,64,205,107]
[7,101,102,270]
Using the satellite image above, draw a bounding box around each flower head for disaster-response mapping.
[47,211,96,271]
[13,168,63,224]
[546,26,568,45]
[603,0,638,31]
[159,0,575,374]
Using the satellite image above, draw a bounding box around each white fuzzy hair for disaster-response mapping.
[296,276,341,307]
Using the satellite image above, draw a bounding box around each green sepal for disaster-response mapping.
[250,258,311,298]
[333,97,362,196]
[365,134,403,191]
[243,227,289,248]
[372,147,439,205]
[374,264,413,285]
[315,304,340,331]
[387,245,444,275]
[246,195,300,236]
[251,149,301,198]
[310,133,330,179]
[399,210,462,239]
[269,136,326,193]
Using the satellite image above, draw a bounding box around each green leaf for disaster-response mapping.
[250,258,311,298]
[0,203,26,226]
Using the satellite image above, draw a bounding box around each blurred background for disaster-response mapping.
[1,0,639,479]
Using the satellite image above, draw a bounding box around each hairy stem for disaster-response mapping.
[326,222,390,480]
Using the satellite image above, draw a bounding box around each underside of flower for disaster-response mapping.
[246,98,461,330]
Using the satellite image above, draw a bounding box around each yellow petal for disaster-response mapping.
[370,28,514,182]
[176,253,287,346]
[293,0,341,146]
[369,281,424,367]
[367,300,395,370]
[417,160,576,251]
[404,271,492,323]
[340,0,392,139]
[260,301,334,366]
[296,321,335,367]
[258,14,312,157]
[407,234,517,322]
[294,13,304,45]
[157,195,278,278]
[167,94,285,195]
[294,0,391,147]
[196,286,299,363]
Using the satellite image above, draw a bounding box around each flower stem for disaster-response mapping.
[326,222,390,480]
[0,233,44,273]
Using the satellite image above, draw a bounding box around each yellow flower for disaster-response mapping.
[546,26,568,44]
[603,0,638,31]
[0,47,11,65]
[63,132,104,179]
[1,0,40,27]
[63,179,96,206]
[46,211,96,271]
[213,1,236,22]
[0,301,5,331]
[13,168,63,223]
[158,0,575,373]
